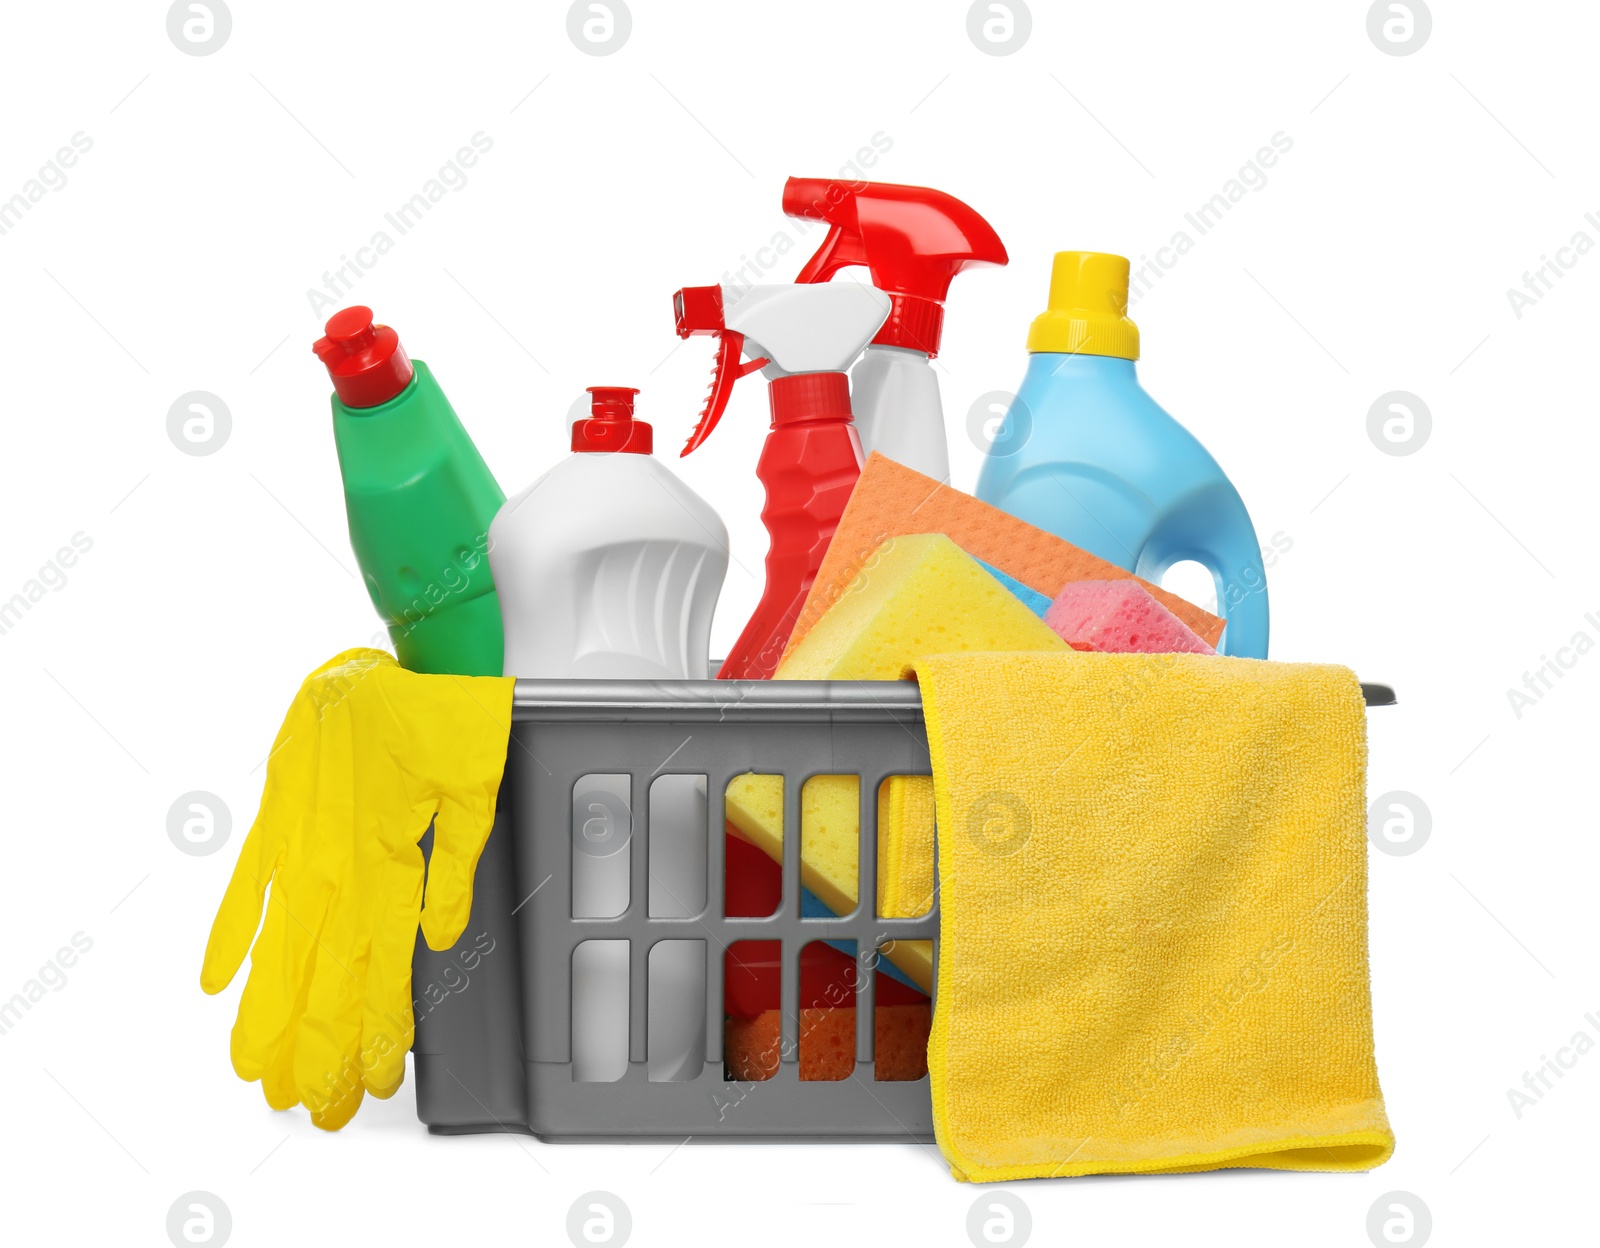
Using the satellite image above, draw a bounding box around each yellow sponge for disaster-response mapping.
[726,536,1069,993]
[775,533,1068,680]
[724,772,859,918]
[723,775,936,991]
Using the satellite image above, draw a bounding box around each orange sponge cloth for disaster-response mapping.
[784,452,1223,657]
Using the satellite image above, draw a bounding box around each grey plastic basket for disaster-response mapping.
[415,677,939,1141]
[411,676,1396,1141]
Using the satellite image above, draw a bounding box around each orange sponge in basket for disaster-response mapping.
[725,1005,932,1083]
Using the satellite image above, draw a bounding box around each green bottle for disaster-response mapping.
[313,307,505,676]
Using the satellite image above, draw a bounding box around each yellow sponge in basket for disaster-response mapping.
[724,772,859,918]
[724,535,1069,993]
[776,533,1068,680]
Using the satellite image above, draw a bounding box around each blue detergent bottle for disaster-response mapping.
[975,251,1269,657]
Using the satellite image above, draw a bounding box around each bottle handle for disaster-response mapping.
[1205,551,1270,659]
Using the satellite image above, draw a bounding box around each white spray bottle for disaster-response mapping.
[671,281,892,679]
[782,177,1009,483]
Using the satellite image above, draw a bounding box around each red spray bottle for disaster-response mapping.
[783,177,1008,483]
[673,282,891,679]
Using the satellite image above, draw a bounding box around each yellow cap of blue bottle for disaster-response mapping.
[1025,251,1141,360]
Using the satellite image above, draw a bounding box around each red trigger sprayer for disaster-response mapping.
[783,177,1008,482]
[674,282,891,679]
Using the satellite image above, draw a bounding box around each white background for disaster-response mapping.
[0,0,1594,1244]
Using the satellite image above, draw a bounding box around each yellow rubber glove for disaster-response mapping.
[201,649,514,1130]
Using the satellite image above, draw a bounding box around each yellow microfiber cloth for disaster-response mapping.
[915,650,1393,1181]
[877,772,936,921]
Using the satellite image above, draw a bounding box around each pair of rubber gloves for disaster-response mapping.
[201,649,513,1130]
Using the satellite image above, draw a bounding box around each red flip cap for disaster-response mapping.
[312,306,414,408]
[572,386,652,454]
[783,178,1008,358]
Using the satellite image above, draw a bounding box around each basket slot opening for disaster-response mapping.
[572,773,630,919]
[874,943,933,1082]
[647,940,706,1083]
[570,939,628,1083]
[801,775,859,921]
[723,939,780,1082]
[798,939,857,1082]
[724,774,783,919]
[874,775,935,920]
[649,774,708,918]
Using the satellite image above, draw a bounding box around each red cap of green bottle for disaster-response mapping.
[313,306,415,408]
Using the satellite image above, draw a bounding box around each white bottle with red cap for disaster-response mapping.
[488,386,727,1083]
[491,385,728,681]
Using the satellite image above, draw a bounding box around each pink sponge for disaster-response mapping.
[1045,579,1217,655]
